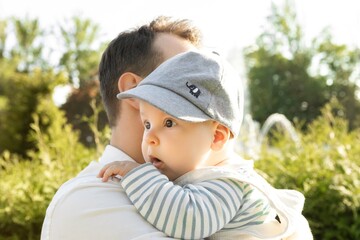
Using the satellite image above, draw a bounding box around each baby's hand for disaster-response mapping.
[97,161,140,182]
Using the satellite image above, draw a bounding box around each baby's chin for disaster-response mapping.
[147,159,182,181]
[160,170,180,181]
[160,170,174,181]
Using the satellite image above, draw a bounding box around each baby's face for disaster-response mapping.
[139,101,215,181]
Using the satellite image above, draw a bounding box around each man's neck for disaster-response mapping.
[109,105,145,164]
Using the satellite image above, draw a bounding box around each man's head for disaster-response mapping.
[99,16,202,127]
[98,16,202,163]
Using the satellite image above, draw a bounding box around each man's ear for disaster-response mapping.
[118,72,143,109]
[118,72,142,92]
[211,123,231,151]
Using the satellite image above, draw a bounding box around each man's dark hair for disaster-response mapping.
[99,16,202,127]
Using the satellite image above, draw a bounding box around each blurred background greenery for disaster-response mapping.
[0,1,359,239]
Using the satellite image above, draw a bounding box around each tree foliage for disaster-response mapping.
[11,17,48,71]
[0,20,7,59]
[60,80,108,147]
[0,68,67,155]
[57,16,108,146]
[244,0,360,130]
[58,16,102,88]
[0,16,106,155]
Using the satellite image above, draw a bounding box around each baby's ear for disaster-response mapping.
[211,123,231,151]
[118,72,143,109]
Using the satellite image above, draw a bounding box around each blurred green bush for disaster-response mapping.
[255,100,360,240]
[0,99,97,240]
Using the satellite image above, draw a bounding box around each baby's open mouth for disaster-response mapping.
[149,156,164,169]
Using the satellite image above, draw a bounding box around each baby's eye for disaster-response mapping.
[164,119,176,128]
[144,121,151,129]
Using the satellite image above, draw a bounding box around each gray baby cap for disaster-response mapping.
[117,50,244,137]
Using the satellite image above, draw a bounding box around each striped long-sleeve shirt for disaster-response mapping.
[121,163,271,239]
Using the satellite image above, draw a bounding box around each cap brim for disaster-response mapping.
[117,84,211,122]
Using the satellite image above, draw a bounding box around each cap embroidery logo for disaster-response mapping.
[186,82,201,98]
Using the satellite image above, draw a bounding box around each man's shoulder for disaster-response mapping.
[42,161,135,239]
[48,160,127,205]
[52,161,103,195]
